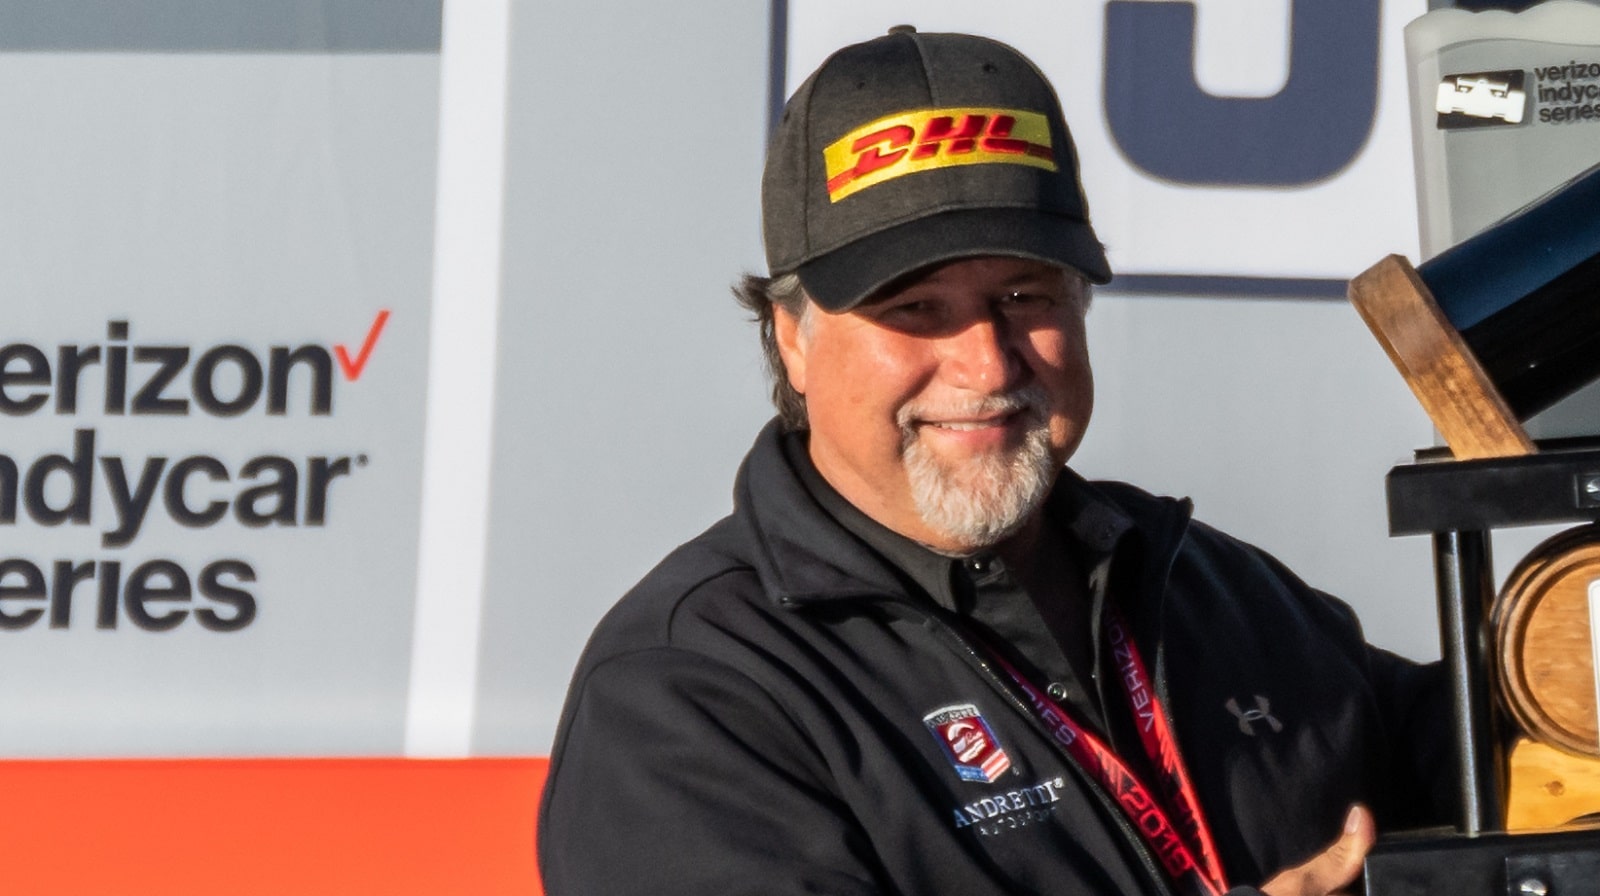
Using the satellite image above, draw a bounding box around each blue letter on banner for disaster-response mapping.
[1103,0,1380,186]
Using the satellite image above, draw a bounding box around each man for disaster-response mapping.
[539,28,1451,896]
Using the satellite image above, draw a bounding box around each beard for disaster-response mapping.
[897,384,1059,554]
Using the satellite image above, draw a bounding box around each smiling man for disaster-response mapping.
[539,28,1451,896]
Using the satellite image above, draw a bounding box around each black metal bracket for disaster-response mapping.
[1388,440,1600,834]
[1388,441,1600,536]
[1366,825,1600,895]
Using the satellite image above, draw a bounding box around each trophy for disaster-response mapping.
[1344,2,1600,891]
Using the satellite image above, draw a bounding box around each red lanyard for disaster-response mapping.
[981,611,1228,896]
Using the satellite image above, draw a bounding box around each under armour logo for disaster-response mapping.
[1225,696,1283,736]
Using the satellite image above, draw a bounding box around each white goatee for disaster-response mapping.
[897,383,1058,553]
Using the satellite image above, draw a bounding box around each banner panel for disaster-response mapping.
[0,50,438,755]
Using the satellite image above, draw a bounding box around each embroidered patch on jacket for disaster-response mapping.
[924,703,1012,783]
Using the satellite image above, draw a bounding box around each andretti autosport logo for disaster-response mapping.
[924,702,1012,783]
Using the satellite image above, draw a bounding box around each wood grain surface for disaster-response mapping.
[1347,254,1535,460]
[1496,529,1600,757]
[1508,737,1600,830]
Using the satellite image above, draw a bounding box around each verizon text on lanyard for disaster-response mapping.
[984,611,1228,896]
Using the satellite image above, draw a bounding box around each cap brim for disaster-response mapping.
[795,207,1112,312]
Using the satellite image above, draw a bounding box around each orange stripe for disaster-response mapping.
[0,757,546,895]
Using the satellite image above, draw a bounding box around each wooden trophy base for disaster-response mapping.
[1509,737,1600,830]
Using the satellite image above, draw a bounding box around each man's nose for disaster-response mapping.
[942,315,1021,392]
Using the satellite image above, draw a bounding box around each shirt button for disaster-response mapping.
[1047,682,1068,701]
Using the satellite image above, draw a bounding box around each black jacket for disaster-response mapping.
[539,422,1452,895]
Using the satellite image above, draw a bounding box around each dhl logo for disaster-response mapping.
[823,107,1056,202]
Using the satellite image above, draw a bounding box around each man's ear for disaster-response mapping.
[773,305,809,395]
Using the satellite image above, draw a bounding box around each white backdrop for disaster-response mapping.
[7,0,1565,759]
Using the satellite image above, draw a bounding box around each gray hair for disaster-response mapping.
[732,271,811,430]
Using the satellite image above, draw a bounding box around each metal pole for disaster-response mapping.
[1432,529,1506,834]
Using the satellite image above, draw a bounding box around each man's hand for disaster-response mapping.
[1260,804,1375,896]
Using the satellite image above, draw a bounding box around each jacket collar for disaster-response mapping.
[733,420,907,605]
[733,418,1190,610]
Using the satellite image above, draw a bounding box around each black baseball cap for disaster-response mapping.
[762,27,1111,312]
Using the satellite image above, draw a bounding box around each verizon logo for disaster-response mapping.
[0,311,389,417]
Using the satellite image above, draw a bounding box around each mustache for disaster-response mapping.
[896,384,1051,430]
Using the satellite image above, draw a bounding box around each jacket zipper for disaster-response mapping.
[1143,499,1191,732]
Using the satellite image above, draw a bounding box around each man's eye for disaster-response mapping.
[1000,291,1054,309]
[880,300,937,320]
[869,300,948,333]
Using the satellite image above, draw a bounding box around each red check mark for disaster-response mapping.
[335,310,391,381]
